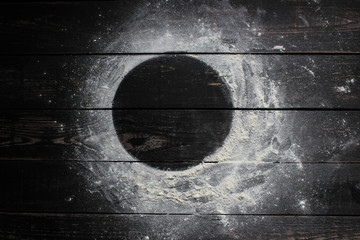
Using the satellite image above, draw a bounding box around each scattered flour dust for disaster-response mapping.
[335,78,356,94]
[73,0,304,236]
[273,45,286,52]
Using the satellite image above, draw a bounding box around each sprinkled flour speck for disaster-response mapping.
[68,1,310,236]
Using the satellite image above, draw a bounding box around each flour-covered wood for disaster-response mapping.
[0,161,359,215]
[0,55,359,109]
[0,0,359,238]
[1,213,359,240]
[0,110,359,163]
[0,0,359,54]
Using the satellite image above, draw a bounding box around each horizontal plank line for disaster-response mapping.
[269,161,360,164]
[0,52,360,56]
[1,0,118,2]
[0,159,359,164]
[1,211,360,217]
[1,107,360,111]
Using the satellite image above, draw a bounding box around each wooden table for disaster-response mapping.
[0,0,359,239]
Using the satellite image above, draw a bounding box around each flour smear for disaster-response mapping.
[73,0,305,237]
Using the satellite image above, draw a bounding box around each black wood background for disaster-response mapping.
[1,0,360,239]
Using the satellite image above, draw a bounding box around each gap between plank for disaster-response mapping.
[1,108,360,111]
[0,159,359,164]
[0,52,360,56]
[1,211,360,217]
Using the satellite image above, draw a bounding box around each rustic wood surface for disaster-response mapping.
[1,110,359,162]
[0,0,359,53]
[1,161,360,215]
[0,55,359,109]
[1,0,360,239]
[1,213,359,240]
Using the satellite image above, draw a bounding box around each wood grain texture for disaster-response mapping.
[0,0,359,238]
[0,110,359,162]
[1,213,359,240]
[0,0,359,54]
[0,55,359,109]
[0,161,359,215]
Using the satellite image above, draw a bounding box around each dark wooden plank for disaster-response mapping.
[0,110,360,162]
[0,161,360,215]
[0,110,359,163]
[0,55,359,109]
[0,0,359,53]
[0,161,112,213]
[1,213,359,240]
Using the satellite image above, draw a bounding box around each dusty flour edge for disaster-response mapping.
[72,1,307,234]
[77,53,302,214]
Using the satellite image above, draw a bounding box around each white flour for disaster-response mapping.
[72,0,306,236]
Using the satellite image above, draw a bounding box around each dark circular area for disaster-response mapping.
[113,55,233,171]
